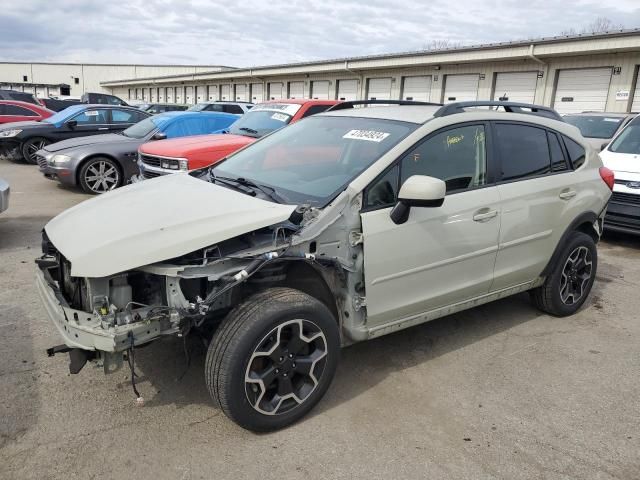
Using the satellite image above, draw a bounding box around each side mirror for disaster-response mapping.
[152,132,167,141]
[390,175,446,225]
[66,120,77,129]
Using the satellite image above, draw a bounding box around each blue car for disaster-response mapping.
[37,111,240,194]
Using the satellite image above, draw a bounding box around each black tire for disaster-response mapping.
[530,231,597,316]
[78,157,122,194]
[205,287,340,432]
[20,137,49,164]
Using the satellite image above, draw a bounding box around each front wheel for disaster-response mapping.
[530,231,597,316]
[78,157,122,194]
[205,288,340,431]
[21,137,49,164]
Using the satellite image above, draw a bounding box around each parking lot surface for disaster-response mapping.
[1,160,639,480]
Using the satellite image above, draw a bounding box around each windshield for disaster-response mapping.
[122,116,163,139]
[564,115,624,139]
[609,123,640,154]
[227,103,302,137]
[211,115,417,207]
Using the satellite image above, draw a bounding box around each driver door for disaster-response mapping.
[360,123,501,326]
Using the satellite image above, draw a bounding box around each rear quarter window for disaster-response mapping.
[563,136,586,169]
[495,123,551,181]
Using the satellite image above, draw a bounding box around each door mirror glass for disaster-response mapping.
[390,175,445,224]
[152,132,167,140]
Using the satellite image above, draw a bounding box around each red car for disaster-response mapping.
[137,99,339,178]
[0,100,54,124]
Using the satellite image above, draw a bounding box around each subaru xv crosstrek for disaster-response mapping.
[37,101,612,432]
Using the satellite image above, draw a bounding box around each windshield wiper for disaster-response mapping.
[238,127,259,135]
[209,171,284,203]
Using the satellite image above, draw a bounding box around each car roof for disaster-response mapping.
[198,100,254,105]
[261,99,339,106]
[564,112,634,118]
[322,105,440,123]
[155,110,239,119]
[0,99,48,110]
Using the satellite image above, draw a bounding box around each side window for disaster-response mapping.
[223,104,244,114]
[205,104,224,112]
[301,105,332,118]
[563,136,586,169]
[548,132,568,172]
[364,166,399,208]
[495,124,550,181]
[400,124,487,193]
[111,109,137,123]
[0,105,5,115]
[71,109,108,124]
[5,105,37,116]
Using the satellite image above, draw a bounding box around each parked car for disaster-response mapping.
[188,101,253,114]
[599,115,640,234]
[0,104,150,164]
[563,112,635,151]
[40,98,84,112]
[138,99,339,179]
[136,103,189,114]
[80,92,128,106]
[0,89,42,106]
[0,100,54,124]
[37,111,239,194]
[37,100,612,431]
[0,178,9,213]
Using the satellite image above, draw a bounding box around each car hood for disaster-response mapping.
[139,133,254,157]
[43,133,135,153]
[600,149,640,175]
[0,120,42,131]
[45,174,297,277]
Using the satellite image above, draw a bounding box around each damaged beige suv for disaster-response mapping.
[37,100,613,431]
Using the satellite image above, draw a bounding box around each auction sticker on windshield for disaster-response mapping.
[343,129,390,142]
[271,113,289,122]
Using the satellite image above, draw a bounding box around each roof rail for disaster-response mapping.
[433,101,563,121]
[327,99,443,111]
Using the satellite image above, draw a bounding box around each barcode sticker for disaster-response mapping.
[343,129,390,142]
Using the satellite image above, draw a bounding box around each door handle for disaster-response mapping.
[559,190,577,200]
[473,209,498,222]
[98,127,109,131]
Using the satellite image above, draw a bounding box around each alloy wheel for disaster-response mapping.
[26,139,47,162]
[559,246,593,305]
[245,319,328,416]
[84,161,120,193]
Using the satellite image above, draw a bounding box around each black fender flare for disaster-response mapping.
[540,211,598,277]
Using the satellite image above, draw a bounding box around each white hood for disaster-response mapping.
[599,149,640,176]
[45,174,296,277]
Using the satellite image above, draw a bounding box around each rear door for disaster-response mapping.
[361,123,500,326]
[54,108,111,140]
[491,122,575,291]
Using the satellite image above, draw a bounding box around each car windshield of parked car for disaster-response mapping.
[564,115,624,139]
[211,115,417,207]
[121,116,168,139]
[226,104,301,138]
[609,123,640,154]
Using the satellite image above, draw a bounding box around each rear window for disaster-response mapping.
[563,136,586,169]
[564,115,624,139]
[496,124,550,181]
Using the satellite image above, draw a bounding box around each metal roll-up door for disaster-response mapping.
[443,74,479,103]
[150,88,156,102]
[158,88,165,102]
[166,87,174,103]
[250,83,263,103]
[35,86,47,99]
[632,78,640,112]
[208,85,218,101]
[337,79,358,101]
[553,68,612,114]
[175,87,183,103]
[220,84,230,100]
[268,82,283,100]
[311,80,330,99]
[493,72,538,103]
[288,81,304,99]
[402,76,431,101]
[235,84,247,101]
[196,86,206,102]
[367,78,392,100]
[185,86,194,104]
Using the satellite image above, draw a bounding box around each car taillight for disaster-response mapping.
[599,166,614,191]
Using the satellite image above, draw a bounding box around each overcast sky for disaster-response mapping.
[1,0,639,67]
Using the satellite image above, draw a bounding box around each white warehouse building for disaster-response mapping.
[101,29,640,114]
[0,62,234,98]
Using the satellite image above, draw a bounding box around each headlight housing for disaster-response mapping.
[160,158,188,171]
[50,154,71,165]
[0,129,22,138]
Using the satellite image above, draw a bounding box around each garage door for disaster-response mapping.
[553,68,612,114]
[402,76,431,101]
[337,79,358,101]
[269,82,283,100]
[208,85,218,101]
[166,87,173,103]
[250,83,263,103]
[493,72,538,103]
[150,88,156,102]
[444,74,479,103]
[175,87,183,103]
[629,71,640,112]
[185,86,194,104]
[35,86,47,98]
[289,81,304,99]
[235,84,247,101]
[367,78,392,100]
[158,88,165,102]
[196,86,206,102]
[311,80,330,99]
[220,84,230,101]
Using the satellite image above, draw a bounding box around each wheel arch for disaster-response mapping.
[540,211,599,277]
[75,153,124,186]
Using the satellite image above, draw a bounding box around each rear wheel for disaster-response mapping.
[530,231,597,316]
[78,157,122,194]
[21,137,49,164]
[205,288,340,431]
